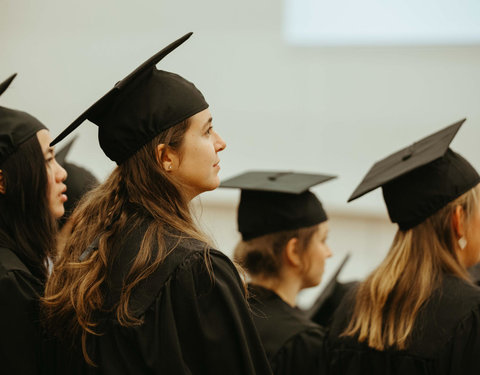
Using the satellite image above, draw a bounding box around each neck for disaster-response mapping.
[251,274,302,307]
[56,220,73,257]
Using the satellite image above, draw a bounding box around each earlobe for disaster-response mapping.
[156,144,175,171]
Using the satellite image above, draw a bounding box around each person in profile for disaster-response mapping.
[54,137,99,255]
[327,119,480,374]
[223,170,334,375]
[43,33,272,375]
[0,73,67,374]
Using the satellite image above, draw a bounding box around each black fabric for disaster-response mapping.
[238,190,328,241]
[469,262,480,286]
[348,119,480,230]
[248,284,327,375]
[0,74,16,96]
[60,221,273,375]
[51,33,209,165]
[0,106,47,165]
[348,119,465,201]
[383,150,480,230]
[309,280,358,327]
[221,171,336,195]
[0,247,45,374]
[326,275,480,374]
[221,171,334,240]
[0,73,47,165]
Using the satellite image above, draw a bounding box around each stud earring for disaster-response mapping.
[458,236,467,250]
[168,165,172,170]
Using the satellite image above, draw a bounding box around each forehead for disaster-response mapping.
[189,108,212,127]
[318,221,329,234]
[36,129,53,153]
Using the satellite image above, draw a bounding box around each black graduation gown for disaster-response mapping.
[248,284,327,375]
[309,280,358,327]
[0,247,44,374]
[469,262,480,286]
[326,275,480,374]
[72,221,272,375]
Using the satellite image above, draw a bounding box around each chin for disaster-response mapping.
[51,206,65,219]
[204,179,221,192]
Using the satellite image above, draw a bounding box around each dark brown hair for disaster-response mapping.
[43,120,213,365]
[0,135,57,281]
[234,225,319,278]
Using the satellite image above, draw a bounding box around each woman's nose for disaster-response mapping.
[55,160,68,182]
[215,131,226,152]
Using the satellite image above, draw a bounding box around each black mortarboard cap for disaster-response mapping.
[51,32,209,164]
[0,74,47,165]
[349,119,480,230]
[0,74,16,96]
[221,171,336,241]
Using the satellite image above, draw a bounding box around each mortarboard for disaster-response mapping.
[349,119,480,230]
[51,32,209,165]
[221,171,336,241]
[0,74,17,97]
[0,74,47,165]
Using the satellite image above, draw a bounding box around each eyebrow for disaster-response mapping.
[202,117,213,131]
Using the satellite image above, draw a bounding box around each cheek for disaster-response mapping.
[45,168,53,191]
[183,143,211,168]
[308,245,326,270]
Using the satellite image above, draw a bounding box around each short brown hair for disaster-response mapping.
[234,225,319,278]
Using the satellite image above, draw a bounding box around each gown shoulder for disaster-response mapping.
[327,275,480,375]
[83,224,272,375]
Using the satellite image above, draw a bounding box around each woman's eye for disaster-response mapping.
[206,126,213,135]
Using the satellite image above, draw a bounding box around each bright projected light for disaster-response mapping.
[284,0,480,46]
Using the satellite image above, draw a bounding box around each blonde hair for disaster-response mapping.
[342,185,480,350]
[43,120,212,365]
[234,225,319,278]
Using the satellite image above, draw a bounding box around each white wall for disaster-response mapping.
[2,0,480,306]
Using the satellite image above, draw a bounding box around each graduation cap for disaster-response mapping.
[349,119,480,230]
[51,32,209,165]
[220,171,336,241]
[0,73,16,97]
[55,137,99,227]
[0,74,47,165]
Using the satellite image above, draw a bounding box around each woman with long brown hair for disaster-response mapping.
[43,34,272,375]
[222,171,334,374]
[0,74,67,374]
[327,119,480,374]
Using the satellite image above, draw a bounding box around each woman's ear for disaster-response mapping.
[156,144,178,171]
[284,237,302,268]
[0,170,5,194]
[452,205,466,238]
